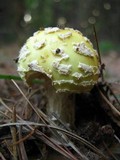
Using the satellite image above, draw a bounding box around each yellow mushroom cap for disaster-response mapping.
[17,27,100,93]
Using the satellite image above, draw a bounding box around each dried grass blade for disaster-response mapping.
[10,106,17,160]
[106,83,120,106]
[0,121,107,159]
[0,152,7,160]
[0,99,78,160]
[93,25,104,82]
[11,79,47,124]
[17,126,28,160]
[35,130,78,160]
[11,80,87,158]
[98,88,120,117]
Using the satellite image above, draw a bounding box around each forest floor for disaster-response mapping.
[0,43,120,160]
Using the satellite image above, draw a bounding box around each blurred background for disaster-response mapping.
[0,0,120,80]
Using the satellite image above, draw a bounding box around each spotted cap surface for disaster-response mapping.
[17,27,100,93]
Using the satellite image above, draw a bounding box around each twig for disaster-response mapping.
[0,121,107,160]
[11,80,88,159]
[106,82,120,106]
[14,129,35,145]
[17,126,29,160]
[0,98,78,160]
[0,152,7,160]
[114,134,120,143]
[93,25,104,82]
[11,79,47,124]
[98,88,120,117]
[103,141,118,160]
[0,110,10,119]
[10,106,18,160]
[0,80,108,160]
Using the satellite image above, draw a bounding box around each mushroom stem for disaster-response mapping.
[46,86,75,128]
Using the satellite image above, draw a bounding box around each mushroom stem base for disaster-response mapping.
[46,87,75,128]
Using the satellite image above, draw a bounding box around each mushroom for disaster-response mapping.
[17,27,100,127]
